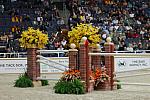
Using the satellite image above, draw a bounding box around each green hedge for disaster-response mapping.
[54,79,85,94]
[14,73,33,88]
[41,80,49,86]
[116,80,121,89]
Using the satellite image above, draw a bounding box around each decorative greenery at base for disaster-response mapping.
[41,80,49,86]
[54,79,85,94]
[14,73,33,88]
[116,80,122,89]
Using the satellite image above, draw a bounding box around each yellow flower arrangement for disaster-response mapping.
[68,23,101,47]
[19,27,48,49]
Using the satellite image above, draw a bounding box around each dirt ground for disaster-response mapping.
[0,69,150,100]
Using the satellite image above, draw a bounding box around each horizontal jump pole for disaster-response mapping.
[89,53,150,57]
[114,82,150,86]
[37,55,68,68]
[37,50,69,53]
[37,60,66,71]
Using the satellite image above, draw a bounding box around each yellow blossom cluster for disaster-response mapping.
[68,23,101,47]
[19,27,48,49]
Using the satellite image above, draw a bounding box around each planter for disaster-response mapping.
[88,80,95,92]
[81,80,95,93]
[94,81,110,91]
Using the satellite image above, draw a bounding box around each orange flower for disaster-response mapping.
[90,67,110,86]
[61,69,80,81]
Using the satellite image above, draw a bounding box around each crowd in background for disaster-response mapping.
[66,0,150,51]
[0,0,149,56]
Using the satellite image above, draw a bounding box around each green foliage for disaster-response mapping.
[116,80,121,89]
[54,79,85,94]
[14,73,33,88]
[41,80,49,86]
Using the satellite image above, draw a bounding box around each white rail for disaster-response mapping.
[37,60,66,71]
[37,50,69,57]
[89,53,150,57]
[0,52,27,58]
[37,50,69,53]
[37,55,68,68]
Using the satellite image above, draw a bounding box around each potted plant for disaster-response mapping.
[19,27,48,49]
[91,67,110,90]
[54,69,85,94]
[16,27,49,86]
[68,23,101,48]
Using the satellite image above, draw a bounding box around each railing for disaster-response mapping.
[0,52,27,58]
[37,50,69,57]
[36,50,69,80]
[0,50,149,58]
[37,55,68,71]
[0,50,69,58]
[89,53,150,57]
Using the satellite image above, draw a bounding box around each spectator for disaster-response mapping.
[127,43,134,52]
[57,44,64,57]
[0,4,4,14]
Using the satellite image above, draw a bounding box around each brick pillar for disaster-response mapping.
[104,42,114,90]
[79,43,87,83]
[79,41,91,92]
[92,47,101,69]
[69,49,78,70]
[27,48,39,81]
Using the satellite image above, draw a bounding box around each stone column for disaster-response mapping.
[27,48,39,81]
[104,37,115,90]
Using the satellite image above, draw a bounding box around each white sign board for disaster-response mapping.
[0,58,69,74]
[0,57,150,74]
[0,59,27,73]
[115,57,150,72]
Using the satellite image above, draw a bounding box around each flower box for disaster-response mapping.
[94,81,110,91]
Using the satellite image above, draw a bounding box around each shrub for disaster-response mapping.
[54,79,85,94]
[14,73,33,88]
[41,80,49,86]
[72,79,85,94]
[116,80,121,89]
[54,69,84,94]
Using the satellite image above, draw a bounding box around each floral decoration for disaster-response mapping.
[61,69,80,81]
[68,23,101,47]
[19,27,48,49]
[91,67,110,87]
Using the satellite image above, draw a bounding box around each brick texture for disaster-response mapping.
[92,48,101,69]
[79,43,91,92]
[27,48,39,81]
[104,43,115,90]
[69,49,78,69]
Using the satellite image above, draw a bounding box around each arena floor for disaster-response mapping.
[0,69,150,100]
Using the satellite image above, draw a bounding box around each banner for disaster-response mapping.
[0,57,149,73]
[0,58,69,73]
[0,59,27,73]
[115,57,150,72]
